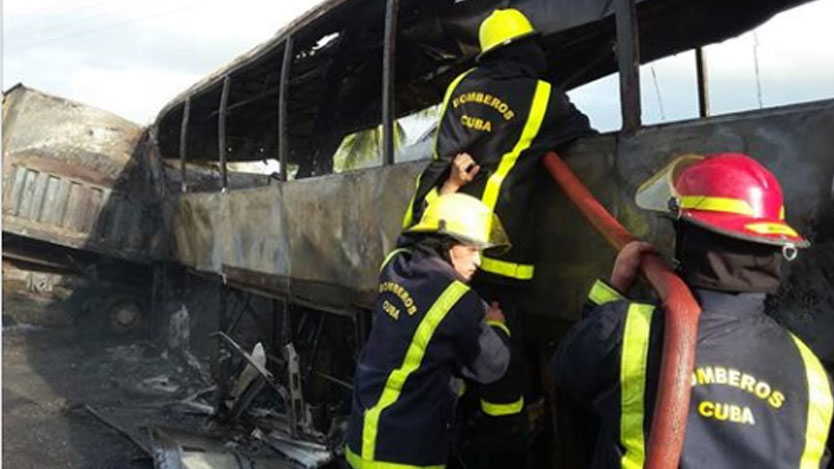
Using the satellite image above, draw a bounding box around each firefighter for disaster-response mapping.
[551,153,833,468]
[346,193,514,469]
[401,8,595,466]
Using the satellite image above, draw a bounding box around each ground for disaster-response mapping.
[1,293,215,469]
[3,324,153,468]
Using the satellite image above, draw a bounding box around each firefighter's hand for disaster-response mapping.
[610,241,655,292]
[441,153,480,194]
[485,301,506,323]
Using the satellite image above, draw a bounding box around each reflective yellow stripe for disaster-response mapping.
[433,71,473,161]
[481,80,551,211]
[346,446,445,469]
[486,319,510,337]
[481,396,524,416]
[402,71,474,228]
[780,206,786,220]
[479,256,534,280]
[425,187,439,204]
[745,222,799,237]
[379,248,410,272]
[588,279,625,305]
[401,186,420,228]
[620,303,654,469]
[362,281,470,460]
[678,196,755,216]
[791,334,833,469]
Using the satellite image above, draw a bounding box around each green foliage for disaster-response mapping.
[333,122,406,172]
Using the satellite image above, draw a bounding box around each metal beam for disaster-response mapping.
[381,0,399,166]
[615,0,641,134]
[218,76,231,190]
[215,282,230,417]
[179,97,191,192]
[695,47,710,118]
[279,36,293,182]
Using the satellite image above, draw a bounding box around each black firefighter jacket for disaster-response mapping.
[551,280,833,469]
[346,246,512,468]
[402,60,594,284]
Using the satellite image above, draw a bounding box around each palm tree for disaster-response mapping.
[333,105,440,172]
[333,123,406,172]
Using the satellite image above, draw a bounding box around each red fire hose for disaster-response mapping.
[543,151,701,469]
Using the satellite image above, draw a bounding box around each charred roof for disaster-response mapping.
[153,0,809,174]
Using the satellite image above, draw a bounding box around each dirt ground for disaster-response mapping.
[2,295,211,469]
[3,327,152,468]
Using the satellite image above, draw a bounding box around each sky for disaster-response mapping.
[3,0,834,133]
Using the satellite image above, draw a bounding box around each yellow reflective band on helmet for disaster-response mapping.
[620,303,654,469]
[362,281,470,460]
[480,256,534,280]
[346,446,445,469]
[482,80,550,212]
[479,9,536,56]
[588,279,625,306]
[790,334,833,469]
[480,397,524,416]
[486,319,510,337]
[402,70,473,229]
[678,196,755,216]
[745,222,799,237]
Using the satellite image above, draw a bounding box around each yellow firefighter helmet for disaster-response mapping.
[407,193,510,253]
[478,8,539,61]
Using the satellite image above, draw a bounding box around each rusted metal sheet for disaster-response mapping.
[168,99,834,359]
[2,85,159,263]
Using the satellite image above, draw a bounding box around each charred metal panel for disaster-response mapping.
[171,163,423,311]
[222,184,290,277]
[172,191,226,271]
[168,100,834,359]
[281,163,421,308]
[2,85,159,262]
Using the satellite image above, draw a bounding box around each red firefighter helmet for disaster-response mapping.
[636,153,808,248]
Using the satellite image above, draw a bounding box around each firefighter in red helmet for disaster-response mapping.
[551,153,833,469]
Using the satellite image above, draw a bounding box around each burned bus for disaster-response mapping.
[8,0,830,467]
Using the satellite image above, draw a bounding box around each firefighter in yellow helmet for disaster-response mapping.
[402,8,596,468]
[346,193,514,469]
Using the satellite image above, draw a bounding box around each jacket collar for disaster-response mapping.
[693,288,766,316]
[479,59,540,80]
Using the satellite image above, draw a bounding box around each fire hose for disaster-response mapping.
[543,151,702,469]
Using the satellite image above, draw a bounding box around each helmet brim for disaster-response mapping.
[406,219,512,255]
[476,31,541,63]
[681,212,809,248]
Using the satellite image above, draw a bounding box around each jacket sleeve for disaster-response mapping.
[402,72,475,228]
[529,84,596,157]
[401,159,449,228]
[451,290,510,385]
[550,279,630,406]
